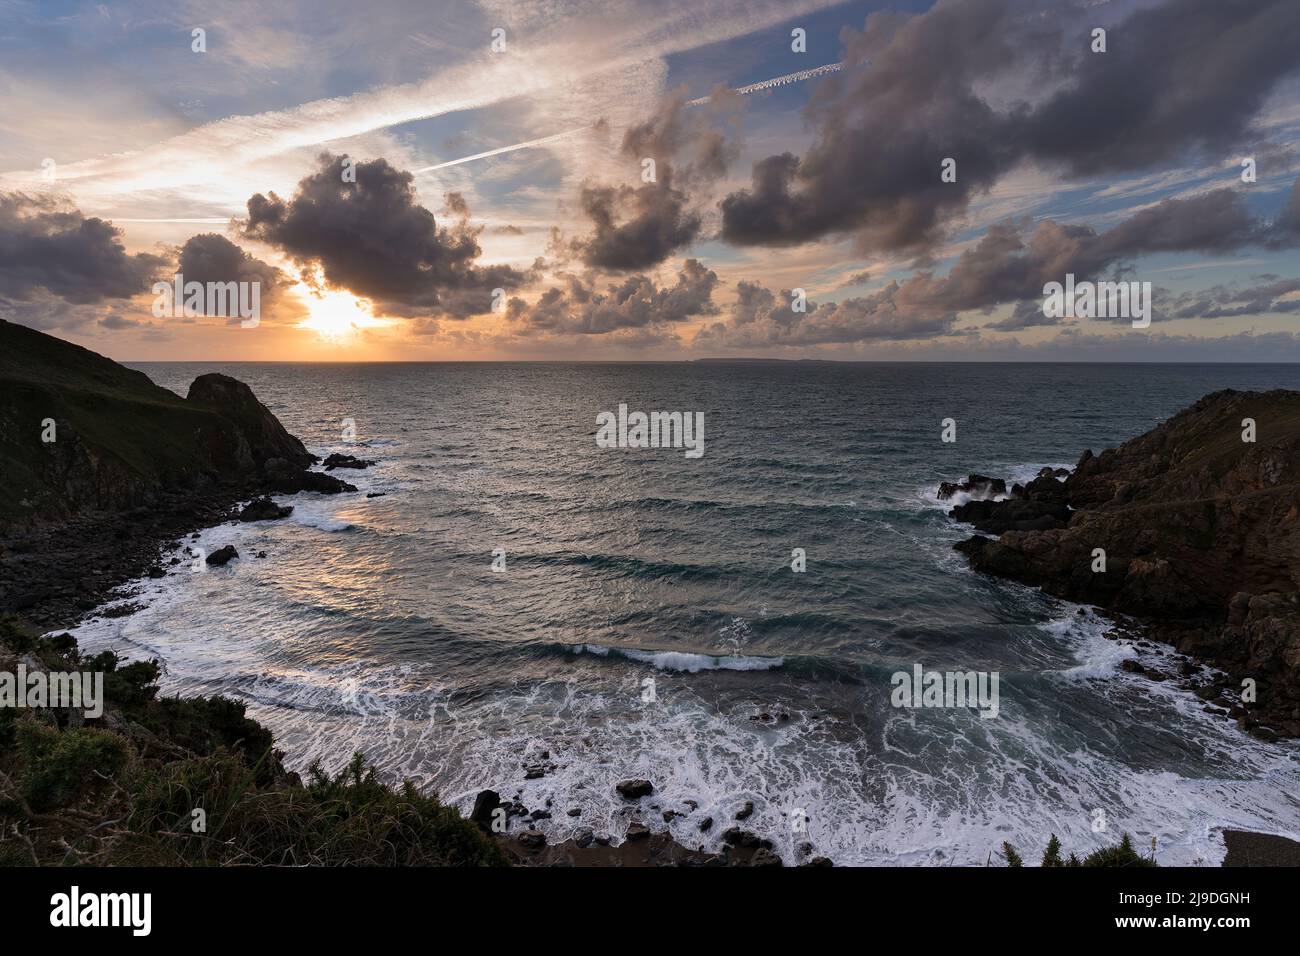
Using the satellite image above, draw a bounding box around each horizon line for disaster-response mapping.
[118,358,1300,366]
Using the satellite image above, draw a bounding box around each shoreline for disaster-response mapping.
[47,525,1300,868]
[4,330,1296,867]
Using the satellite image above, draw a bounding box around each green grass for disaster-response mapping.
[0,617,506,867]
[0,319,251,524]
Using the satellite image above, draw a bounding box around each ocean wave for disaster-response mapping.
[290,512,358,532]
[566,642,784,672]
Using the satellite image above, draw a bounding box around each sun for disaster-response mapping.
[296,286,391,342]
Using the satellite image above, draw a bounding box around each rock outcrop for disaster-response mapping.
[0,320,358,625]
[947,389,1300,737]
[0,320,350,528]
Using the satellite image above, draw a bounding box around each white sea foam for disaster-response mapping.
[568,643,784,672]
[54,452,1300,869]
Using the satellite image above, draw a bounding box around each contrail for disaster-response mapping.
[686,61,842,104]
[414,128,591,173]
[416,61,844,174]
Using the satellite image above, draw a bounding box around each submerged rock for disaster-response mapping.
[238,497,293,522]
[937,474,1007,500]
[322,453,376,470]
[206,545,239,566]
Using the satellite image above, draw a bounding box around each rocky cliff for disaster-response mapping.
[947,389,1300,738]
[0,320,351,625]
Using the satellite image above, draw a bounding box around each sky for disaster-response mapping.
[2,0,1300,361]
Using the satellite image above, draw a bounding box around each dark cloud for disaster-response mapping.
[505,258,718,335]
[1017,0,1300,176]
[720,0,1300,254]
[170,232,297,324]
[565,93,740,271]
[1167,276,1300,319]
[702,185,1300,345]
[890,186,1292,330]
[0,293,99,332]
[98,312,143,330]
[176,233,286,293]
[567,169,703,272]
[1269,177,1300,246]
[240,153,529,318]
[695,279,959,348]
[0,192,166,306]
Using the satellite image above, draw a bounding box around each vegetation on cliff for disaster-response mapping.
[0,617,506,866]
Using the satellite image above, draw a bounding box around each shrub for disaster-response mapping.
[16,718,130,811]
[1082,832,1156,867]
[1042,834,1063,867]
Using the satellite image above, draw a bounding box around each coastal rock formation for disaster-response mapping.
[937,474,1007,500]
[322,453,375,470]
[237,497,294,522]
[947,390,1300,737]
[205,544,240,566]
[0,320,359,626]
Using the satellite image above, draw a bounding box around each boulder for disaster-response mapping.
[616,778,654,799]
[469,789,500,830]
[937,474,1008,500]
[206,545,239,566]
[237,497,293,522]
[721,828,772,850]
[322,453,376,470]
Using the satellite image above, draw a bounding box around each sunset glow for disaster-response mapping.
[296,287,392,343]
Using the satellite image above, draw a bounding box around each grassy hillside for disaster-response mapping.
[0,617,506,866]
[0,320,316,529]
[0,321,242,525]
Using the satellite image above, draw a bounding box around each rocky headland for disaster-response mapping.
[0,319,354,628]
[944,389,1300,740]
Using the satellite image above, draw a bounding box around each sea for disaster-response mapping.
[65,362,1300,865]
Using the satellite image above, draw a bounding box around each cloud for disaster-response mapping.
[169,232,299,324]
[720,0,1300,254]
[703,184,1300,343]
[1167,275,1300,319]
[694,279,959,348]
[240,153,530,318]
[97,312,143,330]
[566,170,703,271]
[1016,0,1300,176]
[0,0,841,208]
[0,192,166,305]
[176,232,286,291]
[562,93,741,271]
[505,258,718,334]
